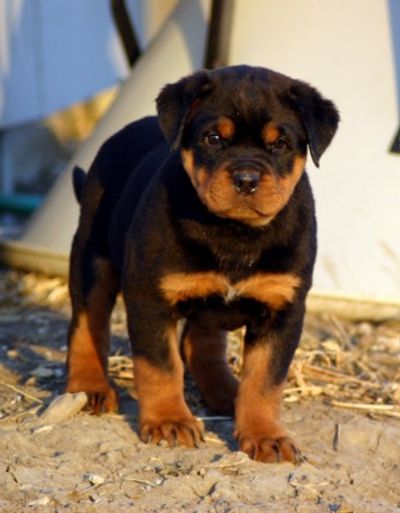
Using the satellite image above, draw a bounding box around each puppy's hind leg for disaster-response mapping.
[183,324,239,415]
[66,243,120,413]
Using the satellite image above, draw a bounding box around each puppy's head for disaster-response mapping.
[156,65,339,227]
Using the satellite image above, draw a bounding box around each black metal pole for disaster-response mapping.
[111,0,141,68]
[204,0,235,69]
[389,127,400,154]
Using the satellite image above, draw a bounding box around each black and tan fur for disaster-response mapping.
[66,65,339,463]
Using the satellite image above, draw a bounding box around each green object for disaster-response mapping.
[0,193,43,215]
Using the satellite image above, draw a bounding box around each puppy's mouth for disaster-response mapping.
[181,150,305,227]
[198,171,289,227]
[208,191,277,226]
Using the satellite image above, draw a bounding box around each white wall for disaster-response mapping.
[230,0,400,300]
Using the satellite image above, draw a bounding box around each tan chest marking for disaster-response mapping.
[160,272,228,305]
[160,272,300,311]
[234,273,301,310]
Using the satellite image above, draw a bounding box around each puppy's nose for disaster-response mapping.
[232,170,261,195]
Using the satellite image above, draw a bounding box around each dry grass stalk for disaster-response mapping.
[0,381,43,405]
[329,400,400,418]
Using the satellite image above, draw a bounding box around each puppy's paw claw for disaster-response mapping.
[140,417,204,448]
[237,433,301,464]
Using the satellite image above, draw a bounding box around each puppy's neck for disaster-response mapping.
[179,216,265,272]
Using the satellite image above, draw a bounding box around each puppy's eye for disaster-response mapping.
[204,133,223,147]
[269,138,289,151]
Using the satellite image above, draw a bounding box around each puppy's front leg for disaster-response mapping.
[235,307,304,463]
[124,285,203,447]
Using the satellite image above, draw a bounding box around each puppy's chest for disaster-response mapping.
[160,270,301,325]
[177,295,268,331]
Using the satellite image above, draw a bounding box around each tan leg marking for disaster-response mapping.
[66,258,118,413]
[134,325,203,447]
[235,344,299,463]
[183,325,238,415]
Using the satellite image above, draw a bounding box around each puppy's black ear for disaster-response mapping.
[156,71,213,149]
[289,82,339,167]
[72,166,86,204]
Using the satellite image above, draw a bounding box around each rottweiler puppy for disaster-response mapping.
[66,65,339,463]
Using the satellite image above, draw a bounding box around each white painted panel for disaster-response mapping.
[231,0,400,299]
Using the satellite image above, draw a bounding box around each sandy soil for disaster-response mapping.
[0,270,399,513]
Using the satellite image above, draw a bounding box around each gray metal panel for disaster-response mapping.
[0,0,127,127]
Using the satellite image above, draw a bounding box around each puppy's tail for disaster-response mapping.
[72,166,86,204]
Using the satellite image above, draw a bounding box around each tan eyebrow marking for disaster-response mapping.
[262,122,281,144]
[217,116,235,139]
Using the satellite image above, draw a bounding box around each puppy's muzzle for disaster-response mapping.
[230,160,263,195]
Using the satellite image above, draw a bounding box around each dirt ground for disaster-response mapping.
[0,269,399,513]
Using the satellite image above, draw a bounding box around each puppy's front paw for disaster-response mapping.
[235,428,300,463]
[66,381,118,414]
[140,415,204,448]
[86,387,119,414]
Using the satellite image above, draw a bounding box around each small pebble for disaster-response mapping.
[25,376,37,386]
[32,366,54,379]
[86,474,105,486]
[6,349,19,359]
[356,322,373,337]
[321,340,341,353]
[33,425,54,434]
[40,392,88,424]
[28,496,50,506]
[53,368,64,379]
